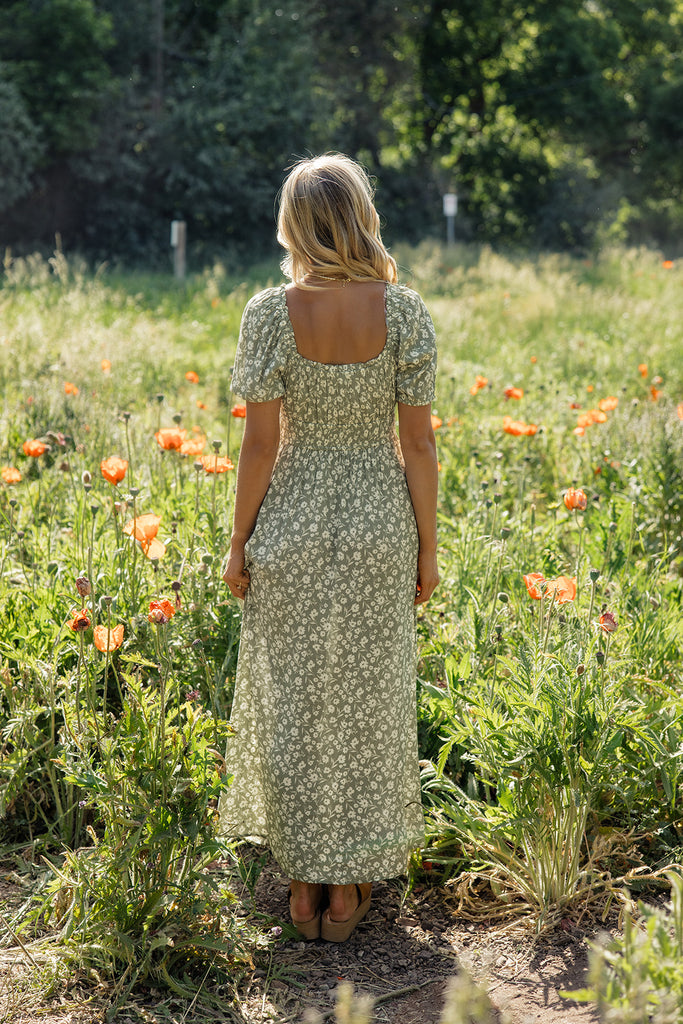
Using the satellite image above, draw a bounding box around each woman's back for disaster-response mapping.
[285,281,387,366]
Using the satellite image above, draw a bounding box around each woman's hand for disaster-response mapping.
[415,549,439,605]
[223,546,251,601]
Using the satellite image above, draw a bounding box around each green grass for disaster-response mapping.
[1,243,682,1011]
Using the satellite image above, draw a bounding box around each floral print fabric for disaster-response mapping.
[218,283,437,883]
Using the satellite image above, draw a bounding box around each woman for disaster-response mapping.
[220,154,438,942]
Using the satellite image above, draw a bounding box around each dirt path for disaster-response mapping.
[0,860,601,1023]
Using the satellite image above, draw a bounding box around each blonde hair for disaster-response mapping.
[277,154,398,286]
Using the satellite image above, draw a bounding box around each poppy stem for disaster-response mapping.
[626,501,637,562]
[481,503,499,599]
[542,590,557,654]
[124,415,134,490]
[575,515,584,600]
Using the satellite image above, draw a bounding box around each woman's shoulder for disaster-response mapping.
[386,282,430,320]
[244,284,286,317]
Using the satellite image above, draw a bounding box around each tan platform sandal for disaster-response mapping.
[320,883,372,942]
[289,886,323,940]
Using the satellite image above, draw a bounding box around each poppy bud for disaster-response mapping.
[201,553,214,565]
[497,592,508,603]
[173,413,183,425]
[82,470,92,486]
[75,576,91,598]
[576,664,585,676]
[194,460,203,472]
[9,498,17,508]
[501,526,511,539]
[47,561,59,575]
[101,595,113,607]
[609,522,617,532]
[589,568,600,582]
[129,487,140,498]
[212,439,222,453]
[192,638,203,649]
[493,492,502,504]
[595,650,605,665]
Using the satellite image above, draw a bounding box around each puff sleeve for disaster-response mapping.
[395,288,437,406]
[231,289,287,402]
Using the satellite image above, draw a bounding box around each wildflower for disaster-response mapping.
[598,396,618,412]
[23,439,47,457]
[196,400,207,409]
[75,576,91,598]
[573,426,585,437]
[662,260,674,269]
[677,403,683,421]
[523,573,546,600]
[211,296,220,308]
[67,608,91,632]
[148,598,176,625]
[185,689,200,702]
[638,363,648,378]
[123,513,166,559]
[564,488,588,511]
[200,455,234,473]
[598,610,618,633]
[504,386,524,400]
[469,375,488,395]
[1,467,21,484]
[64,381,79,396]
[546,575,577,603]
[569,401,582,410]
[503,416,538,436]
[100,456,128,485]
[155,427,187,450]
[185,370,200,384]
[430,415,443,429]
[650,385,662,401]
[180,436,206,457]
[586,385,594,393]
[231,404,247,418]
[93,624,125,652]
[101,359,112,373]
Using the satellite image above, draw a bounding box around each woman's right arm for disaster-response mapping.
[397,402,439,605]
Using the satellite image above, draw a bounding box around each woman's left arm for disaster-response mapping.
[222,398,281,600]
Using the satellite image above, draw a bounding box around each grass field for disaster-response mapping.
[1,243,682,1020]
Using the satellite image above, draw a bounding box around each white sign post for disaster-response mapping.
[170,219,187,280]
[443,193,458,246]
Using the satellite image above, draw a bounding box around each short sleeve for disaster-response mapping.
[394,288,437,406]
[231,289,286,402]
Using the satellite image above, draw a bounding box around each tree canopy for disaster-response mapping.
[0,0,681,261]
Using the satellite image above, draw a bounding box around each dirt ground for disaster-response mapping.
[0,858,604,1024]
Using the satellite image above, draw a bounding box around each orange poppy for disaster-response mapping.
[1,467,21,484]
[23,439,47,457]
[586,385,594,393]
[148,598,176,625]
[469,375,488,395]
[100,456,128,485]
[573,426,586,437]
[523,573,546,600]
[545,575,577,603]
[67,608,91,632]
[155,427,187,450]
[185,370,200,384]
[504,386,524,400]
[123,513,166,559]
[638,363,648,378]
[598,611,618,633]
[180,436,207,457]
[93,624,125,652]
[101,359,112,373]
[503,416,537,436]
[211,296,220,308]
[196,400,207,409]
[564,488,588,511]
[231,404,247,418]
[677,403,683,421]
[530,356,537,364]
[650,386,662,401]
[431,415,443,429]
[662,260,674,269]
[200,455,234,473]
[569,401,582,409]
[64,381,79,396]
[598,396,618,412]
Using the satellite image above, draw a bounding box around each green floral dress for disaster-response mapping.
[218,283,437,883]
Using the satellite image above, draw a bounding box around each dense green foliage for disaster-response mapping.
[0,1,682,259]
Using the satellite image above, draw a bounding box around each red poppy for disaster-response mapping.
[231,404,247,418]
[123,513,166,559]
[504,386,524,400]
[185,371,199,384]
[148,599,176,625]
[469,375,488,395]
[155,427,187,450]
[530,356,537,364]
[638,363,648,378]
[200,455,234,473]
[545,575,577,604]
[1,467,21,484]
[650,386,662,402]
[598,396,618,412]
[523,573,546,600]
[100,456,128,485]
[503,416,538,436]
[94,624,125,652]
[431,415,443,429]
[23,439,47,457]
[677,403,683,421]
[101,359,112,373]
[64,381,79,396]
[598,611,618,633]
[67,608,91,632]
[180,436,206,457]
[662,260,674,269]
[564,488,587,511]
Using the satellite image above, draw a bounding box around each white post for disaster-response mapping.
[170,219,186,280]
[443,193,458,246]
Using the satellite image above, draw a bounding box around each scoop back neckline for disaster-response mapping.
[280,282,391,368]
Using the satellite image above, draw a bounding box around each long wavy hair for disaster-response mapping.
[277,154,398,286]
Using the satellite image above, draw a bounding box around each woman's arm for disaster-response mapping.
[222,398,281,600]
[397,402,439,605]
